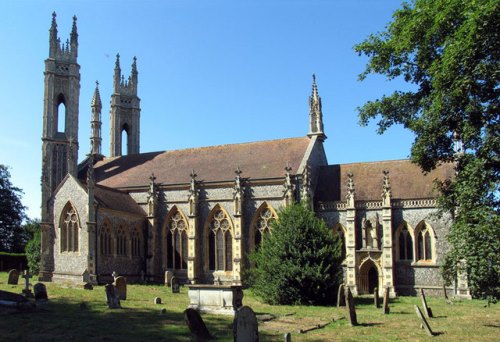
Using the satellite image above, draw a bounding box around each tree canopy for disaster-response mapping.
[248,203,343,305]
[355,0,499,299]
[0,164,27,252]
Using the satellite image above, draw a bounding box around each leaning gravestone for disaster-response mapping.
[184,308,213,340]
[233,306,259,342]
[337,283,346,307]
[345,287,358,326]
[420,288,433,318]
[374,287,380,308]
[34,283,48,301]
[115,276,127,300]
[7,269,19,285]
[415,305,435,337]
[382,287,390,314]
[105,284,121,309]
[165,270,173,287]
[171,276,180,294]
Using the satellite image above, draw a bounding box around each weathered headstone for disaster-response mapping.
[154,297,161,304]
[171,276,180,293]
[7,269,19,285]
[284,332,292,342]
[420,288,433,318]
[345,287,358,326]
[22,270,33,298]
[233,306,259,342]
[34,283,48,301]
[382,287,390,314]
[82,269,90,283]
[337,283,346,307]
[164,270,173,287]
[415,305,435,337]
[105,284,121,309]
[374,287,380,308]
[184,308,213,340]
[115,276,127,300]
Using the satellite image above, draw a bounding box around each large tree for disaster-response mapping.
[0,164,27,252]
[355,0,499,299]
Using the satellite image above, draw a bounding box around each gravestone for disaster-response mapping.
[415,305,435,337]
[115,276,127,300]
[164,270,173,287]
[420,289,433,318]
[7,269,19,285]
[382,287,390,314]
[284,332,291,342]
[337,283,345,307]
[34,283,48,301]
[184,308,213,340]
[233,306,259,342]
[21,270,33,297]
[82,269,90,283]
[105,284,121,309]
[374,287,380,308]
[171,276,180,293]
[345,287,358,326]
[154,297,161,304]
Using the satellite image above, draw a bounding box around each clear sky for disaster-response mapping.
[0,0,414,220]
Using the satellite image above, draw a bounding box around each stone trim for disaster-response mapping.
[317,198,437,211]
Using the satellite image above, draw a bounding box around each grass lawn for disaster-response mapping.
[0,272,498,341]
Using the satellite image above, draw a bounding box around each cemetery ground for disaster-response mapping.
[0,273,498,341]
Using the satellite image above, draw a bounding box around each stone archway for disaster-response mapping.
[359,258,381,294]
[367,266,378,294]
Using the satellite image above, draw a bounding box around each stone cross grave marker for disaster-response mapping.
[22,270,33,297]
[171,276,180,293]
[184,308,213,340]
[374,287,380,308]
[115,276,127,300]
[165,270,173,287]
[420,288,433,318]
[233,306,259,342]
[415,305,435,337]
[34,283,48,302]
[382,287,390,314]
[345,287,358,326]
[337,283,346,307]
[7,269,19,285]
[105,284,121,309]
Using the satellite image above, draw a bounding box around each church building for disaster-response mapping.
[39,14,470,298]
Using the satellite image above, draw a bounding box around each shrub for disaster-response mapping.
[24,220,41,274]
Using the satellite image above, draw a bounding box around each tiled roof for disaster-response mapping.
[93,185,146,216]
[92,137,311,188]
[315,160,455,202]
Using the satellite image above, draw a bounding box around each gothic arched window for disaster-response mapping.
[100,222,112,256]
[60,203,80,252]
[116,226,127,256]
[415,221,434,262]
[253,204,277,251]
[166,209,189,270]
[396,223,413,261]
[208,207,233,271]
[131,227,142,257]
[332,223,347,260]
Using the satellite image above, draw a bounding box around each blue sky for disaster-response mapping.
[0,0,414,220]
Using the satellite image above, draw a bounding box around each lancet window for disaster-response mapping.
[131,227,142,257]
[100,222,112,255]
[415,221,434,262]
[166,209,188,270]
[116,226,127,256]
[254,205,277,250]
[60,203,79,252]
[208,208,233,271]
[396,223,413,261]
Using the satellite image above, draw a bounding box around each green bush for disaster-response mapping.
[24,220,41,274]
[248,203,344,305]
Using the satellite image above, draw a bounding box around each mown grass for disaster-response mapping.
[0,272,498,341]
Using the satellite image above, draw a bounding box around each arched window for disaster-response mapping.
[207,207,233,271]
[415,221,434,262]
[56,93,66,133]
[253,204,277,251]
[100,222,112,256]
[60,203,79,252]
[116,226,127,256]
[166,209,189,270]
[395,222,414,261]
[332,223,347,260]
[121,123,129,156]
[131,227,142,257]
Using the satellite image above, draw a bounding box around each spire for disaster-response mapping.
[49,12,58,58]
[70,15,78,58]
[90,81,102,157]
[91,81,102,108]
[113,53,121,91]
[308,74,326,141]
[130,56,138,93]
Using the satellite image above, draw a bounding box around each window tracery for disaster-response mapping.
[208,208,233,271]
[60,204,79,252]
[166,209,188,270]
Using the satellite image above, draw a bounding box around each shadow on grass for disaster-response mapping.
[484,324,500,328]
[358,322,383,327]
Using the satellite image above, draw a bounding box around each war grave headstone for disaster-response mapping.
[233,306,259,342]
[337,283,345,307]
[382,287,390,314]
[420,288,433,318]
[345,287,358,326]
[34,283,48,302]
[7,269,19,285]
[22,270,33,297]
[374,287,380,308]
[414,305,435,337]
[171,276,180,293]
[115,276,127,300]
[184,307,213,340]
[165,270,173,287]
[105,284,121,309]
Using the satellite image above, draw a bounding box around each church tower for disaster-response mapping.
[41,12,80,221]
[307,74,326,141]
[109,54,141,157]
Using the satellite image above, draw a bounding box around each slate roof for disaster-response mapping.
[92,137,311,188]
[93,184,146,216]
[315,160,455,202]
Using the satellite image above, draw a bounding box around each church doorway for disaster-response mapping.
[359,259,380,294]
[367,266,378,294]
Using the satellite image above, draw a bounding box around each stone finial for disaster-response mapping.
[346,172,355,207]
[233,167,244,216]
[115,53,121,69]
[188,170,198,216]
[283,163,295,207]
[382,170,391,207]
[147,173,159,217]
[308,74,326,140]
[132,56,138,74]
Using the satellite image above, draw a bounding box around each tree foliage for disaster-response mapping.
[0,165,27,252]
[355,0,499,299]
[24,219,41,274]
[248,203,344,305]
